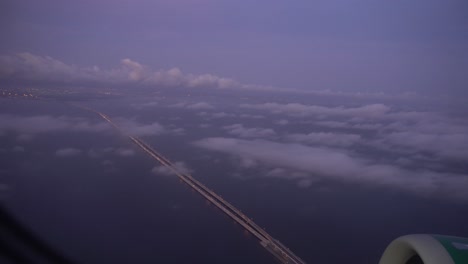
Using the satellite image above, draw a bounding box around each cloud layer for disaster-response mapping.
[0,53,273,90]
[241,103,390,118]
[285,132,361,147]
[223,124,276,138]
[194,137,468,201]
[151,161,192,177]
[239,102,468,161]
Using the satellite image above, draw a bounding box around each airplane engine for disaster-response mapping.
[379,234,468,264]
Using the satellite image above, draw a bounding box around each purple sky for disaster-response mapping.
[1,0,468,95]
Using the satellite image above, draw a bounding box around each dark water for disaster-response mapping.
[1,97,467,264]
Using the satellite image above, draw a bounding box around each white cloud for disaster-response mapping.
[186,102,214,110]
[223,124,276,138]
[275,119,289,125]
[87,147,136,158]
[56,148,82,157]
[199,123,212,128]
[285,132,361,147]
[171,127,185,135]
[239,114,264,119]
[212,112,234,118]
[315,120,383,130]
[186,73,238,89]
[115,148,135,157]
[0,53,275,91]
[116,118,165,137]
[171,102,214,110]
[198,111,236,119]
[378,131,468,160]
[241,102,390,118]
[121,58,146,81]
[246,102,468,161]
[0,53,86,82]
[151,161,192,176]
[141,102,158,107]
[193,137,468,201]
[360,111,468,160]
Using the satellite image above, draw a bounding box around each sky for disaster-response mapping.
[1,0,468,96]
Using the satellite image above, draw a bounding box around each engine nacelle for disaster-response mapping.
[379,234,468,264]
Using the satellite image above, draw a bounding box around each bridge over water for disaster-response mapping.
[93,109,306,264]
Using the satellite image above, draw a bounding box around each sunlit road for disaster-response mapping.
[91,108,306,264]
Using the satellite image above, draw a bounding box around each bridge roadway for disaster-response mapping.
[136,138,306,264]
[92,109,306,264]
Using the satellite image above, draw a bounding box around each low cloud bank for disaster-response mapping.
[285,132,361,147]
[0,53,274,91]
[116,118,166,137]
[171,102,214,110]
[240,102,468,160]
[241,103,390,118]
[152,161,192,177]
[193,137,468,201]
[223,124,276,138]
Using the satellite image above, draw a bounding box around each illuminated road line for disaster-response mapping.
[136,138,306,264]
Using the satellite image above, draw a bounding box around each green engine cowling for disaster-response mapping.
[379,234,468,264]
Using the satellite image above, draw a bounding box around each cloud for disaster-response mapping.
[187,102,214,110]
[285,132,361,147]
[151,161,192,176]
[186,73,238,89]
[241,102,390,118]
[239,114,264,119]
[121,58,146,81]
[352,110,468,160]
[87,147,136,158]
[172,102,214,110]
[377,131,468,160]
[193,137,468,201]
[199,123,212,128]
[116,118,165,137]
[223,124,276,138]
[138,101,159,108]
[198,111,236,119]
[170,128,185,135]
[0,53,87,82]
[55,148,82,157]
[315,120,384,130]
[264,168,317,187]
[275,119,289,125]
[115,148,135,157]
[242,102,468,161]
[0,52,275,90]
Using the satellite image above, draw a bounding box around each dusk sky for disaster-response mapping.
[1,0,468,95]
